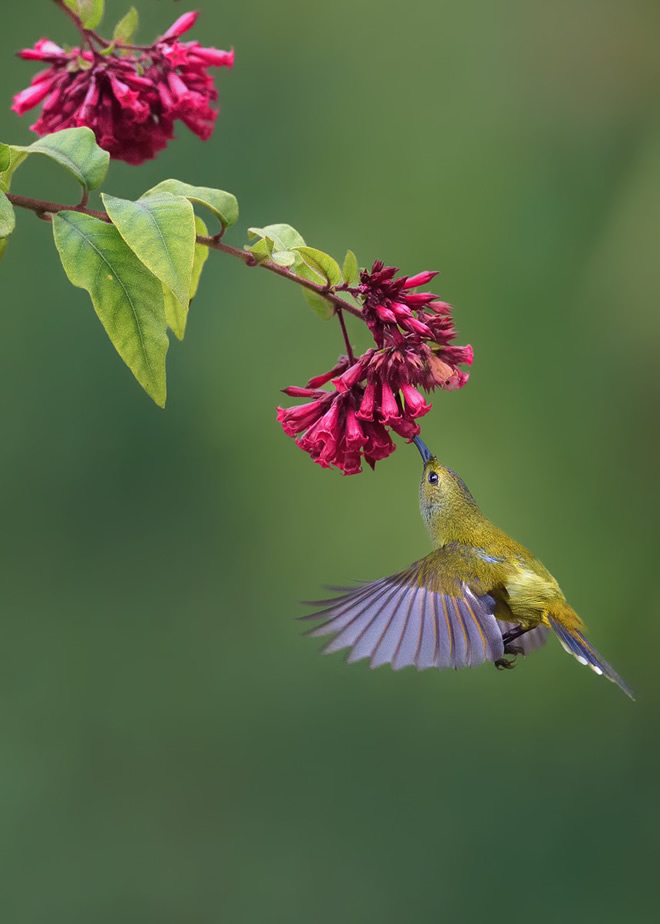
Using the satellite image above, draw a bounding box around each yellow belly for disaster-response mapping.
[505,565,566,628]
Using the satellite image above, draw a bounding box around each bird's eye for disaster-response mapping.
[428,471,439,485]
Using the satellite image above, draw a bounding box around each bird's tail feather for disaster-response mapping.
[547,617,634,700]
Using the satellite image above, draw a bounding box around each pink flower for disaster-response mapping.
[11,12,234,164]
[277,390,334,437]
[402,271,438,289]
[277,376,395,475]
[277,258,472,473]
[12,78,55,114]
[362,420,396,465]
[357,381,376,420]
[352,260,462,351]
[306,358,350,389]
[400,384,431,417]
[18,38,65,61]
[377,381,401,425]
[345,260,473,397]
[161,11,200,40]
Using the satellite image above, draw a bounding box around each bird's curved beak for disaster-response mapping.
[413,435,433,463]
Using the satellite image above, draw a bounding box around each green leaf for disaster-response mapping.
[113,6,138,43]
[292,246,341,286]
[271,251,297,267]
[52,211,168,406]
[164,216,209,341]
[294,258,334,319]
[0,238,7,263]
[247,236,274,263]
[0,191,16,238]
[102,192,195,308]
[64,0,104,30]
[5,128,109,191]
[342,249,358,284]
[0,145,29,194]
[301,289,334,320]
[190,216,209,300]
[142,179,238,229]
[247,223,305,251]
[24,128,109,190]
[162,288,184,342]
[245,224,335,317]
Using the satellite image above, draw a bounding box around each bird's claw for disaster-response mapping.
[504,644,524,657]
[494,656,517,671]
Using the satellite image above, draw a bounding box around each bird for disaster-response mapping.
[303,435,633,699]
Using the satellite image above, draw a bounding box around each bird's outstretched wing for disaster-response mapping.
[303,566,505,670]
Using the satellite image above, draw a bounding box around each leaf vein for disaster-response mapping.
[61,214,151,373]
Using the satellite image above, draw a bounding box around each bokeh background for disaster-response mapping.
[1,1,659,921]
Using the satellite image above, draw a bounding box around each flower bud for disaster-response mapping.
[402,271,438,289]
[161,11,200,40]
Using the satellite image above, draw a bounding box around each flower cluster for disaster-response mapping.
[278,262,473,474]
[277,382,396,477]
[12,12,233,164]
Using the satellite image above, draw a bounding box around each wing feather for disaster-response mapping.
[370,594,411,668]
[303,570,505,671]
[318,582,400,654]
[416,586,438,669]
[346,586,403,663]
[392,585,423,670]
[447,596,469,667]
[435,591,454,668]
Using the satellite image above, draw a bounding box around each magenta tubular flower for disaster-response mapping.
[162,11,200,39]
[277,371,395,475]
[361,420,395,465]
[349,261,473,393]
[377,381,401,425]
[11,13,233,164]
[353,260,440,348]
[277,389,333,437]
[401,271,438,289]
[277,257,472,475]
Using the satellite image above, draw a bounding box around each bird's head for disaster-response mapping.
[413,436,479,542]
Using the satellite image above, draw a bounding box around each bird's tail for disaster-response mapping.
[547,615,634,700]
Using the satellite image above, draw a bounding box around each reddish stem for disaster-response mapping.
[52,0,109,48]
[118,44,156,52]
[199,236,364,318]
[7,192,365,320]
[336,308,355,363]
[6,192,109,221]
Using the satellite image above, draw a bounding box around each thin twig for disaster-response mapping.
[6,192,109,221]
[198,236,364,319]
[335,307,355,363]
[52,0,110,47]
[7,192,365,319]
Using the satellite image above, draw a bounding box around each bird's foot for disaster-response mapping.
[504,644,524,657]
[494,656,517,671]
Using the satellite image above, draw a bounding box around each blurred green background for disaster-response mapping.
[1,0,659,921]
